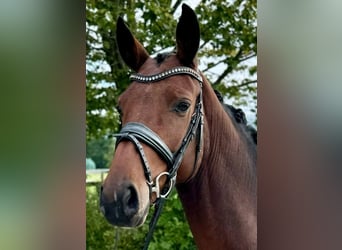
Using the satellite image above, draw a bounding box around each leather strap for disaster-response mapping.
[115,122,174,168]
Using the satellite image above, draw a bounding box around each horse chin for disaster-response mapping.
[102,203,149,228]
[129,205,149,227]
[132,212,149,228]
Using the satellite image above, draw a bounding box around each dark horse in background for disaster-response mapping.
[100,4,256,249]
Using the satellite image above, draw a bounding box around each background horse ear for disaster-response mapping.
[176,4,200,67]
[116,17,149,71]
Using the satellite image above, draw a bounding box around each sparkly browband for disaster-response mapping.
[130,66,203,84]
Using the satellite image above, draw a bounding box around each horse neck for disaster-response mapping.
[177,77,257,249]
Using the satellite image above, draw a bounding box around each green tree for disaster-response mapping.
[86,0,257,139]
[86,137,115,169]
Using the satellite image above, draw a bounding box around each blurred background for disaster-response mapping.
[258,0,342,249]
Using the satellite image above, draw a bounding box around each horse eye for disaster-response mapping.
[175,101,191,113]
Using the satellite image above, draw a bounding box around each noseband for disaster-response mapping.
[113,66,203,249]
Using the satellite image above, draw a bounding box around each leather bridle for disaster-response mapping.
[112,66,204,249]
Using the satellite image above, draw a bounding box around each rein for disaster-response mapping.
[113,66,203,249]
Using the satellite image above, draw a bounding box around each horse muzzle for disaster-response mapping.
[99,182,148,227]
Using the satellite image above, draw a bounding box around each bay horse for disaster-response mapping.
[100,4,257,250]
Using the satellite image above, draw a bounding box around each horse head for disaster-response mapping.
[100,4,204,227]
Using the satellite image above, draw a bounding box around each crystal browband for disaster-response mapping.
[130,66,203,84]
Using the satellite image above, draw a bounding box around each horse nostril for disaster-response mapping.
[100,182,140,225]
[123,185,139,217]
[127,186,138,209]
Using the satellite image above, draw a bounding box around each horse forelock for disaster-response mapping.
[155,52,174,65]
[152,51,199,70]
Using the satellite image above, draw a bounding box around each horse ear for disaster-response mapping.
[176,4,200,66]
[116,17,149,71]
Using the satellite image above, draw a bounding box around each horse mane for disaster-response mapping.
[214,89,257,145]
[197,73,257,186]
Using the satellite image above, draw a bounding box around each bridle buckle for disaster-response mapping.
[150,172,176,202]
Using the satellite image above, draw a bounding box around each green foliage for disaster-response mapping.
[147,191,196,250]
[86,186,116,250]
[86,137,115,169]
[86,186,195,249]
[86,0,257,140]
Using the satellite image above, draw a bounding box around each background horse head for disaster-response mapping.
[100,4,256,249]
